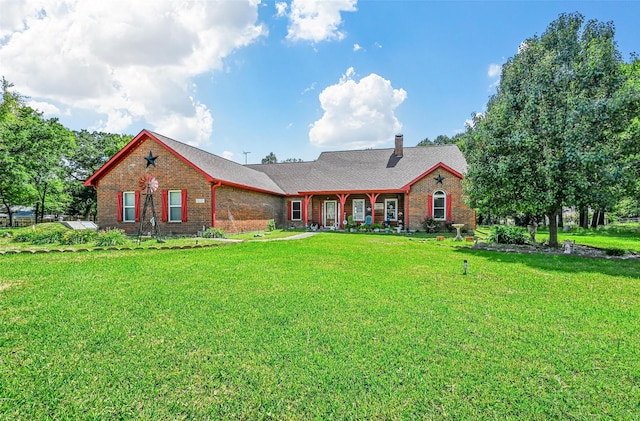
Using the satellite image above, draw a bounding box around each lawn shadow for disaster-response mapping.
[453,245,640,279]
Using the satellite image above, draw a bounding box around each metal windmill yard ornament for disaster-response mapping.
[137,171,162,242]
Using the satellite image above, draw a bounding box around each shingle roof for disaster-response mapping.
[149,132,286,195]
[86,130,468,196]
[247,144,467,194]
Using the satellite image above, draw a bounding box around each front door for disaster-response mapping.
[324,200,338,228]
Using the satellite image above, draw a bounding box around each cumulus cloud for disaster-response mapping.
[27,100,61,116]
[309,67,407,149]
[222,151,235,161]
[0,0,265,145]
[353,43,362,52]
[284,0,357,42]
[488,63,501,78]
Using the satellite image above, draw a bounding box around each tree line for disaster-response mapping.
[0,78,132,226]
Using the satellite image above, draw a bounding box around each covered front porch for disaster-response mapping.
[299,191,409,231]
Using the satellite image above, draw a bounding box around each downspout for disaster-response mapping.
[211,181,222,227]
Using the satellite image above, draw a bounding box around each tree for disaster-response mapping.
[261,152,278,164]
[464,13,632,247]
[0,78,34,226]
[0,78,75,224]
[65,130,132,219]
[282,158,303,163]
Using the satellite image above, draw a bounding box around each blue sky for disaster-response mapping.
[1,1,638,164]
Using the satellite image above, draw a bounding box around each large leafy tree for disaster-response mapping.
[0,79,36,226]
[65,130,132,219]
[464,13,634,246]
[0,77,75,224]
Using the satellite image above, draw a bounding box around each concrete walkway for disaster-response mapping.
[263,231,321,241]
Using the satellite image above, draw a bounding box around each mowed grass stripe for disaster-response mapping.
[1,233,639,419]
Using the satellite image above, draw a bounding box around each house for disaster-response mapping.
[85,130,476,235]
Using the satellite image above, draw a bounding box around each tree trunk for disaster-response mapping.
[38,183,48,224]
[591,210,599,229]
[591,209,606,228]
[557,209,564,228]
[579,208,589,229]
[547,210,559,247]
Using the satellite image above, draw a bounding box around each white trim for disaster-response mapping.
[323,200,339,228]
[352,199,365,221]
[168,190,182,222]
[433,190,446,221]
[291,200,302,221]
[123,191,135,222]
[385,198,398,221]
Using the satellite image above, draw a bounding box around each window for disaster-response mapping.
[291,200,302,221]
[352,199,365,221]
[168,190,182,222]
[433,191,446,220]
[385,198,398,221]
[123,192,135,222]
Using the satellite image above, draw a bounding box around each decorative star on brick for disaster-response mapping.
[434,174,445,184]
[144,151,158,167]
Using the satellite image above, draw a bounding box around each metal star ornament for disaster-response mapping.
[434,174,445,184]
[144,151,158,167]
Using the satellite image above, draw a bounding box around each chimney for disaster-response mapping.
[394,134,404,157]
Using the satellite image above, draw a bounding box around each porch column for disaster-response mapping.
[211,181,222,227]
[366,193,380,225]
[337,193,349,229]
[404,191,410,230]
[303,194,313,226]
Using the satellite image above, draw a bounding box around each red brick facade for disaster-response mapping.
[88,130,476,235]
[94,136,284,235]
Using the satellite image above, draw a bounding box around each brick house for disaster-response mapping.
[85,130,476,235]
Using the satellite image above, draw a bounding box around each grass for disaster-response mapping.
[0,224,306,252]
[1,232,639,419]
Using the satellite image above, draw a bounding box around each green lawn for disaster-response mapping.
[1,233,639,419]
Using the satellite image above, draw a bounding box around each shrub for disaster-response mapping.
[605,248,625,256]
[13,228,65,244]
[96,229,126,247]
[267,219,276,231]
[488,225,528,245]
[421,216,438,233]
[60,229,98,245]
[202,227,227,239]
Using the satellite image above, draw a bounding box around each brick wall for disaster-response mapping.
[95,137,214,235]
[408,169,476,231]
[215,186,284,234]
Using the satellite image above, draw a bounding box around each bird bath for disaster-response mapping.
[452,223,465,241]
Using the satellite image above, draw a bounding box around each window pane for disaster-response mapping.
[353,199,364,221]
[123,192,134,206]
[169,207,182,221]
[124,207,135,222]
[169,191,181,206]
[434,208,445,219]
[434,197,445,208]
[292,201,302,220]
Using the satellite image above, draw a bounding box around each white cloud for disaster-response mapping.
[275,2,288,17]
[0,0,265,145]
[27,100,60,116]
[309,68,407,149]
[353,43,362,52]
[488,63,501,78]
[222,151,234,161]
[285,0,357,42]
